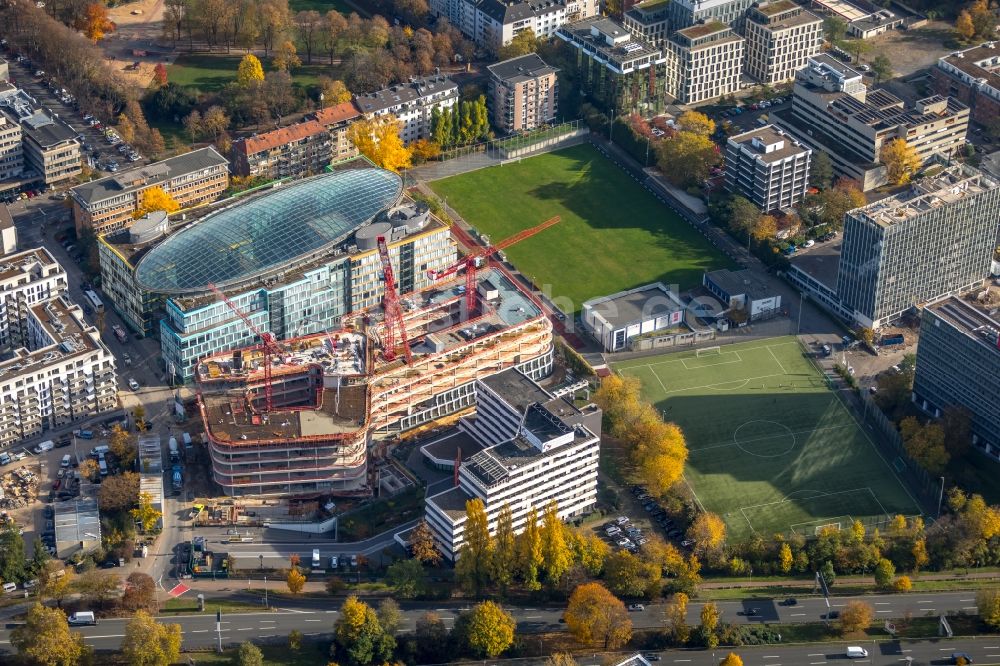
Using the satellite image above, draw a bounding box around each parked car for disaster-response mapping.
[628,604,645,611]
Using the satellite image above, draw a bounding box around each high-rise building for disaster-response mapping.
[743,0,823,85]
[354,74,458,145]
[724,124,811,211]
[836,163,1000,328]
[486,54,559,133]
[932,42,1000,128]
[775,55,969,190]
[0,250,117,447]
[622,0,672,47]
[665,22,745,105]
[424,369,601,560]
[556,17,668,115]
[71,147,229,235]
[230,119,332,180]
[913,297,1000,462]
[0,111,23,182]
[665,0,756,30]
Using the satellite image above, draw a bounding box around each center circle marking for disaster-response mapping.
[733,420,797,458]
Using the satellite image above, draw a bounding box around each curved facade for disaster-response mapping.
[135,168,403,294]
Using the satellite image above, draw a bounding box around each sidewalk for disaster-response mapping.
[698,570,1000,590]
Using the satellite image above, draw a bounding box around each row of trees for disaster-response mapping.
[594,374,689,497]
[955,0,998,42]
[333,595,516,665]
[12,604,179,666]
[429,97,491,149]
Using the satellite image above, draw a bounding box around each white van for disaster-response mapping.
[2,582,17,593]
[182,432,193,447]
[98,458,108,476]
[61,454,72,468]
[90,445,110,458]
[34,440,55,454]
[312,549,321,568]
[68,611,97,626]
[846,647,868,659]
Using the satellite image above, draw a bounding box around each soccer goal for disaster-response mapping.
[696,346,722,358]
[814,522,842,535]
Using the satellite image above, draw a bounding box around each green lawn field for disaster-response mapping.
[429,144,735,311]
[615,337,922,541]
[167,55,333,92]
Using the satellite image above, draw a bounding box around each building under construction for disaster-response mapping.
[197,263,555,497]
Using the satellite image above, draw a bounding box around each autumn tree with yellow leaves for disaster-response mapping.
[348,115,412,173]
[76,3,115,43]
[880,139,921,185]
[564,582,632,649]
[594,374,688,498]
[237,54,265,88]
[133,186,180,219]
[687,512,727,564]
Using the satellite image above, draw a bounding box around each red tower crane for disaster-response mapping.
[376,236,414,365]
[207,283,283,413]
[428,216,561,313]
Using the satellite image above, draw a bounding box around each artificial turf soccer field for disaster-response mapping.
[614,337,923,541]
[429,144,734,311]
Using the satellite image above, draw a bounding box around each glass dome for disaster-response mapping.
[135,168,403,294]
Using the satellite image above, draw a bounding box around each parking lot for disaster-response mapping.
[2,51,150,194]
[597,484,694,558]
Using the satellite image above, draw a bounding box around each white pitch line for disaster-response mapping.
[767,345,788,374]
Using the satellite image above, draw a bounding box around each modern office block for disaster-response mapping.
[743,0,823,85]
[836,163,1000,328]
[665,22,745,104]
[724,124,811,211]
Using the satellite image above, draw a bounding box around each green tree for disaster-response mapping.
[414,611,449,663]
[605,550,659,598]
[458,601,516,658]
[498,28,540,59]
[823,15,848,42]
[121,610,182,666]
[727,195,762,240]
[237,641,264,666]
[516,505,543,590]
[810,151,834,189]
[491,504,516,593]
[870,55,893,84]
[377,598,402,635]
[455,498,493,594]
[540,501,572,585]
[0,522,26,584]
[333,595,395,666]
[900,417,950,474]
[237,54,265,88]
[873,558,896,589]
[385,558,424,599]
[11,603,88,666]
[940,405,972,458]
[655,131,720,188]
[820,560,837,588]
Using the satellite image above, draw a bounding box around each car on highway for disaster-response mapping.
[128,378,140,391]
[643,655,661,662]
[781,597,798,606]
[824,610,840,619]
[740,608,760,616]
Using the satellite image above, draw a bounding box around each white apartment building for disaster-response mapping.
[0,111,23,182]
[20,108,81,186]
[0,292,118,447]
[354,74,459,146]
[743,0,823,85]
[724,125,811,211]
[424,369,601,560]
[0,248,69,349]
[665,22,745,104]
[430,0,597,54]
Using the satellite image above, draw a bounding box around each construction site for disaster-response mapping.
[196,218,561,498]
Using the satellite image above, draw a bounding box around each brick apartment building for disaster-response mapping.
[230,120,331,179]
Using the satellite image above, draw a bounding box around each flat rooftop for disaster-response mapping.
[729,125,810,164]
[789,239,843,291]
[420,428,487,465]
[705,268,774,299]
[54,497,100,545]
[928,297,1000,356]
[584,282,684,330]
[937,43,1000,96]
[426,485,470,521]
[466,419,595,488]
[480,368,552,413]
[0,247,61,285]
[852,164,995,227]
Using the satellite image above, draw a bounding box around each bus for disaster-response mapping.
[83,290,104,313]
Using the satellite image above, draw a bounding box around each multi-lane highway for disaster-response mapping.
[0,590,989,659]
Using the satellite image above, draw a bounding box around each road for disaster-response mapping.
[0,590,992,660]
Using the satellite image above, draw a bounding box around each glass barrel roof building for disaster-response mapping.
[134,168,403,294]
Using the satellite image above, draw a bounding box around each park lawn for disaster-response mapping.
[148,118,189,153]
[614,337,922,541]
[167,54,335,93]
[429,144,734,311]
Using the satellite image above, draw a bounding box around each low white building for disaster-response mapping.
[424,369,601,560]
[354,74,459,145]
[703,268,782,321]
[582,282,686,352]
